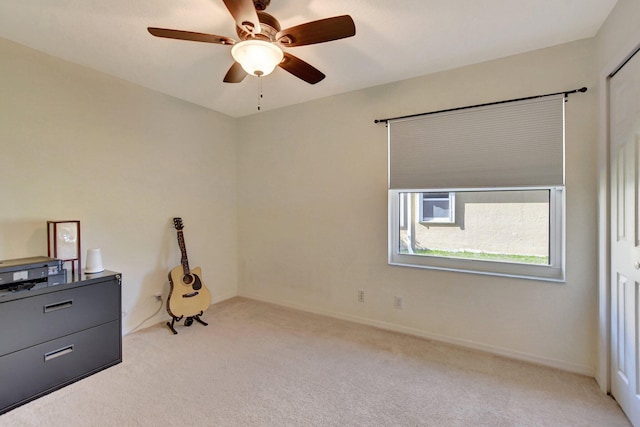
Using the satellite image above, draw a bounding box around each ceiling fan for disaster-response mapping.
[147,0,356,85]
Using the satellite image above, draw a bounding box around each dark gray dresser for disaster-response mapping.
[0,270,122,414]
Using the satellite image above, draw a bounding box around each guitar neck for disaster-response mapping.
[176,230,191,275]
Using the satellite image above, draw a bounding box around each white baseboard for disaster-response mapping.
[210,291,238,305]
[239,292,594,377]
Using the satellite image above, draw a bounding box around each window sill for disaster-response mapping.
[388,253,565,283]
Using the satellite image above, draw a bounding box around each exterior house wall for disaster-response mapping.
[407,191,549,257]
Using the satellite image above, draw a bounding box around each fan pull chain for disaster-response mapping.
[257,75,263,111]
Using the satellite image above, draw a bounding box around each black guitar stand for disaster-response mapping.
[167,311,208,335]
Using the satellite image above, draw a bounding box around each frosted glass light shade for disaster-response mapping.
[231,40,284,77]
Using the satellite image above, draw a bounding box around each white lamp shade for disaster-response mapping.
[231,40,284,77]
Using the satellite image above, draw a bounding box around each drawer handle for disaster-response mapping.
[43,299,73,313]
[44,345,74,362]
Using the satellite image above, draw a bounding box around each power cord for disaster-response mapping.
[127,295,164,334]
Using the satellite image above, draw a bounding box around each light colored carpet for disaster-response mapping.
[0,297,630,426]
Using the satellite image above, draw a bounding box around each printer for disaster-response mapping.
[0,256,67,294]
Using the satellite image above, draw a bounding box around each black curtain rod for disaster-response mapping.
[373,87,587,124]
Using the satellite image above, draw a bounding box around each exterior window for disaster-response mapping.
[389,187,564,281]
[420,192,455,223]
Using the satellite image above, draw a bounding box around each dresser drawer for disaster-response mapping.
[0,279,120,356]
[0,320,121,413]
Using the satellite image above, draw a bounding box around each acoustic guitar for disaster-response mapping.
[167,217,211,319]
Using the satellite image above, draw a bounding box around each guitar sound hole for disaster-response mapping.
[182,275,193,285]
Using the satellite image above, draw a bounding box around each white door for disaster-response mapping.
[611,48,640,426]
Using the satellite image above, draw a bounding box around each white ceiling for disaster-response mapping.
[0,0,618,118]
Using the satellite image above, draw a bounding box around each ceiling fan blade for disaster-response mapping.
[148,27,235,45]
[279,52,325,84]
[222,0,261,34]
[276,15,355,47]
[223,62,248,83]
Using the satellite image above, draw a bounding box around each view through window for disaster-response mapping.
[398,189,550,265]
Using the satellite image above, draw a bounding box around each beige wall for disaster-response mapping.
[0,38,238,333]
[237,38,598,374]
[596,0,640,70]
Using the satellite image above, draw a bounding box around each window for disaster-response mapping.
[420,192,455,223]
[387,94,565,281]
[391,188,563,280]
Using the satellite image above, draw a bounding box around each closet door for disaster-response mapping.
[610,47,640,427]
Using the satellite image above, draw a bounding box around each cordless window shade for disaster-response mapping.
[388,95,565,189]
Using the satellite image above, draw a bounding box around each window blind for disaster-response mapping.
[388,95,565,189]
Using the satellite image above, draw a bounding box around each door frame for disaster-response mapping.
[598,40,640,394]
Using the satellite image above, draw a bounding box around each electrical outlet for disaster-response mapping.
[394,296,403,309]
[154,292,163,301]
[357,290,365,303]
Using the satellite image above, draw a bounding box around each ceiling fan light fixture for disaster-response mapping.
[231,39,284,77]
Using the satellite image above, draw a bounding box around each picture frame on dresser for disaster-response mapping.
[47,220,81,276]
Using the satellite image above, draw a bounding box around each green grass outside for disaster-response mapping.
[408,248,549,265]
